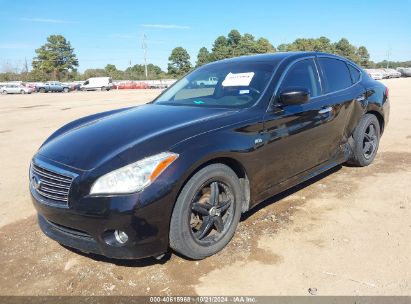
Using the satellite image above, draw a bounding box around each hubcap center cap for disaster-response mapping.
[209,207,220,217]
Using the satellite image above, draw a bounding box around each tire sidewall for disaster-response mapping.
[352,114,380,166]
[170,164,242,259]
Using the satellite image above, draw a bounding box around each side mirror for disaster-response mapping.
[279,87,310,105]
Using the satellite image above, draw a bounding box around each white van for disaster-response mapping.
[80,77,113,91]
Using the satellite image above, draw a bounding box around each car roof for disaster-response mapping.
[205,51,352,67]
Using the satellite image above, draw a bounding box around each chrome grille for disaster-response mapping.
[31,162,74,205]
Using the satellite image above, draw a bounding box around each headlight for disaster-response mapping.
[90,152,178,195]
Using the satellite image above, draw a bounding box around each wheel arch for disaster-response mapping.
[366,110,385,134]
[174,156,251,215]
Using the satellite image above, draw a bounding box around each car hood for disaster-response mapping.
[38,104,236,171]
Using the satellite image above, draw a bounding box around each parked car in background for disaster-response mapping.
[80,77,113,91]
[379,69,390,79]
[365,69,384,80]
[397,67,411,77]
[195,76,218,87]
[30,52,390,260]
[383,69,401,78]
[36,82,70,93]
[1,84,32,94]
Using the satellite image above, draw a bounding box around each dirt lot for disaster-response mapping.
[0,80,410,296]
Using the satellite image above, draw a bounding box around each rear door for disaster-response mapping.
[316,56,367,156]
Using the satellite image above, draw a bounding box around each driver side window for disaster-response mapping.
[279,59,321,98]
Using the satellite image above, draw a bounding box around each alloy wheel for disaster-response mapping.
[190,181,234,245]
[363,123,378,159]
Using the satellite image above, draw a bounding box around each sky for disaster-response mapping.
[0,0,410,72]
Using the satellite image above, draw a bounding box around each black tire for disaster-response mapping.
[101,86,106,91]
[39,88,46,93]
[63,87,69,93]
[2,90,7,95]
[20,90,25,94]
[348,114,380,166]
[170,164,242,260]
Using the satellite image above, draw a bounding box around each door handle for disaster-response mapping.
[318,106,332,114]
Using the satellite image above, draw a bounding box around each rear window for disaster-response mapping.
[348,64,361,83]
[318,57,352,93]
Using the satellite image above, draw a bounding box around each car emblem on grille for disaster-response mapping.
[32,176,41,190]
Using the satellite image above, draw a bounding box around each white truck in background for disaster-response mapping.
[80,77,113,91]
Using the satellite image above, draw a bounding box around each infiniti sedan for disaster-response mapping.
[30,52,389,260]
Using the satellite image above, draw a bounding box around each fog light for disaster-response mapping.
[114,230,128,244]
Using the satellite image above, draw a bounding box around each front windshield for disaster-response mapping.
[154,61,276,108]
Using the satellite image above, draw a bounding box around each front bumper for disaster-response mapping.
[32,189,174,259]
[30,158,178,260]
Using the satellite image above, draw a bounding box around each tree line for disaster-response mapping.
[0,31,409,82]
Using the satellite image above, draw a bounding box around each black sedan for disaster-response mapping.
[30,52,389,260]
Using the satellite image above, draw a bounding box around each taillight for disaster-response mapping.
[385,86,389,98]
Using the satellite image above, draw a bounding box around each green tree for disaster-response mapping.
[168,47,192,77]
[227,29,241,47]
[356,46,370,67]
[196,47,211,67]
[333,38,358,62]
[209,29,275,61]
[105,64,117,74]
[126,63,164,80]
[255,38,276,53]
[83,69,107,79]
[32,35,79,80]
[211,36,232,61]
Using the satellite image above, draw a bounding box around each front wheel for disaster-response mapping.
[170,164,242,260]
[20,90,25,94]
[2,90,7,95]
[63,87,69,93]
[348,114,381,166]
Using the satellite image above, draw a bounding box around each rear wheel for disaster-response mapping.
[348,114,380,166]
[2,90,7,95]
[20,90,25,94]
[170,164,242,260]
[39,88,46,93]
[63,87,69,93]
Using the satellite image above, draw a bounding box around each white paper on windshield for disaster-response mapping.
[222,72,255,87]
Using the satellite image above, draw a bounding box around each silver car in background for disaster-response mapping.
[397,67,411,77]
[383,69,401,78]
[365,69,384,80]
[1,84,32,94]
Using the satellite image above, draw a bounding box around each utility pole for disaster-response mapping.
[142,33,148,79]
[24,57,29,81]
[386,49,391,69]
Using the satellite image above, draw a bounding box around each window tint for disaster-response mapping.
[348,64,361,83]
[318,57,352,93]
[279,59,321,98]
